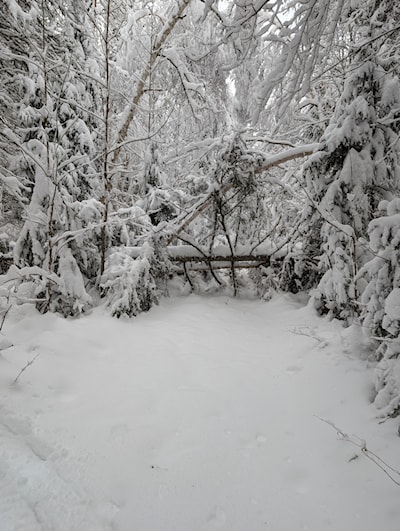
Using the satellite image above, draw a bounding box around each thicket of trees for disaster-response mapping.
[1,0,400,420]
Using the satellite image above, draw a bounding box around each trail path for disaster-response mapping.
[0,295,399,530]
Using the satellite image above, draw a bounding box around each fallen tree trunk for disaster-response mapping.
[123,244,275,272]
[172,254,270,264]
[125,244,274,262]
[174,262,269,273]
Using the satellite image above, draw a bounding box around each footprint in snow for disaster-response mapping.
[206,506,227,528]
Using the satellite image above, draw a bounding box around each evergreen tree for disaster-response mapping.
[2,0,101,314]
[360,198,400,417]
[300,0,400,321]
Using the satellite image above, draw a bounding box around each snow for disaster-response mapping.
[384,288,400,323]
[258,143,322,171]
[1,294,399,531]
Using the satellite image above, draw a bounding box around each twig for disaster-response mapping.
[316,416,400,487]
[13,353,40,385]
[0,298,11,332]
[290,326,327,346]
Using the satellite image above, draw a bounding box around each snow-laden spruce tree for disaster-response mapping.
[360,198,400,417]
[1,1,102,315]
[100,235,171,318]
[300,0,400,321]
[0,0,34,263]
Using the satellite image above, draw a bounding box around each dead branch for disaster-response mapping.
[13,353,40,385]
[166,185,231,244]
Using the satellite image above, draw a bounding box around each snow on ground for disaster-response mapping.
[0,294,399,531]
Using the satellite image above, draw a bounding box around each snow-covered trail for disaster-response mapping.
[1,295,399,531]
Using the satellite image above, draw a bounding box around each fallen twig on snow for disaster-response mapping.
[13,353,40,385]
[0,291,12,332]
[290,326,328,347]
[316,416,400,487]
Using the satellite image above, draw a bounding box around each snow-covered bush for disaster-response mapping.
[248,264,280,300]
[100,251,157,318]
[0,259,92,316]
[46,247,93,316]
[100,238,171,318]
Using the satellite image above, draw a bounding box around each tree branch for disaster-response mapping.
[168,142,320,242]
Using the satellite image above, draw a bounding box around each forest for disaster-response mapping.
[1,0,400,422]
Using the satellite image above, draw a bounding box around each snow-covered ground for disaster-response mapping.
[0,294,399,531]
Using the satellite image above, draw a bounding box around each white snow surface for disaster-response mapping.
[1,294,399,531]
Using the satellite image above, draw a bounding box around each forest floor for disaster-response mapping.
[0,293,399,531]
